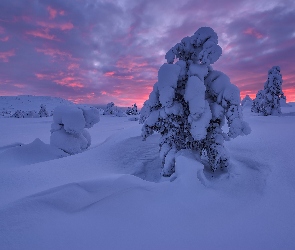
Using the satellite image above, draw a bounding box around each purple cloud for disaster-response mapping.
[0,0,294,106]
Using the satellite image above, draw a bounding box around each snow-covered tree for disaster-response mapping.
[263,66,284,115]
[251,90,265,113]
[113,107,127,117]
[50,106,100,155]
[11,110,24,118]
[38,104,49,117]
[103,102,115,115]
[252,66,284,116]
[241,95,253,107]
[23,110,38,118]
[103,102,126,117]
[140,27,251,176]
[126,103,138,115]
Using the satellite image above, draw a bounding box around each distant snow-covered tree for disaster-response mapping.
[113,107,127,117]
[23,110,38,118]
[11,110,24,118]
[11,110,39,118]
[50,106,100,155]
[103,102,115,115]
[126,103,138,115]
[263,66,284,115]
[140,27,251,176]
[251,90,265,113]
[241,95,253,107]
[103,102,126,117]
[0,110,11,118]
[252,66,284,116]
[38,104,49,117]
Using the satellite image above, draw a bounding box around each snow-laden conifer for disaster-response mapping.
[263,66,284,115]
[241,95,253,107]
[252,66,284,116]
[126,103,138,115]
[140,27,250,176]
[103,102,115,115]
[251,90,265,113]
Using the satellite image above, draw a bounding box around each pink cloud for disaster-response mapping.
[0,36,9,42]
[243,28,263,39]
[0,49,15,62]
[0,26,4,34]
[36,48,72,59]
[35,73,53,80]
[35,71,84,89]
[37,21,74,31]
[0,25,9,42]
[54,77,84,88]
[26,29,57,40]
[47,6,65,19]
[104,71,115,77]
[68,63,79,70]
[47,6,58,19]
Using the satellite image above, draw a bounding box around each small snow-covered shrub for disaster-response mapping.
[50,106,100,155]
[11,110,25,118]
[252,66,284,116]
[38,104,49,117]
[140,27,250,176]
[126,103,138,115]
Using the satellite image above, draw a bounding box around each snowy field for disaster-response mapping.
[0,105,295,249]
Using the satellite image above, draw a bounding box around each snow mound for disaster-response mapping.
[0,138,68,167]
[50,105,100,155]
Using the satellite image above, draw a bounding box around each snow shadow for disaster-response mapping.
[107,135,163,183]
[0,142,23,153]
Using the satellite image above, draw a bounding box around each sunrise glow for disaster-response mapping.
[0,0,294,107]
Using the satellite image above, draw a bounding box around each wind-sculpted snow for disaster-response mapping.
[0,109,295,249]
[0,138,67,167]
[15,175,152,213]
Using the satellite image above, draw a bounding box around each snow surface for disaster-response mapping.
[0,104,295,249]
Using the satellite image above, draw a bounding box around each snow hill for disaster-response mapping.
[0,103,295,249]
[0,95,74,116]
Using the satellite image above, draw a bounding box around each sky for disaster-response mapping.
[0,0,294,107]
